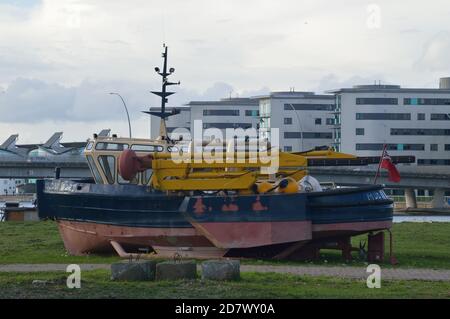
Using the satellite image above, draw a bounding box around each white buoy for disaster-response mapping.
[299,175,322,192]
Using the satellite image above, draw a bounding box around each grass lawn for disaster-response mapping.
[0,221,120,264]
[0,270,449,299]
[0,221,449,269]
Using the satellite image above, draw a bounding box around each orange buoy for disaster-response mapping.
[257,181,274,194]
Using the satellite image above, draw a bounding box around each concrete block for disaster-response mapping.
[201,259,240,281]
[155,260,197,280]
[111,260,156,281]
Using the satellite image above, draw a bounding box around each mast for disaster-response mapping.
[143,44,180,141]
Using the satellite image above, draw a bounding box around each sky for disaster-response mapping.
[0,0,450,143]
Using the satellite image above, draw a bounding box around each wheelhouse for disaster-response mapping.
[83,136,171,185]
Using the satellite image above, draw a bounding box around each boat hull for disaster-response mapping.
[37,180,393,258]
[37,180,216,256]
[56,219,215,255]
[182,185,393,250]
[180,193,311,248]
[306,186,394,238]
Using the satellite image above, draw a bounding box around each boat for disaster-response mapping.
[36,45,414,262]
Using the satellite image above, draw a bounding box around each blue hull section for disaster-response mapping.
[37,179,188,228]
[37,180,393,228]
[306,186,393,224]
[179,193,308,223]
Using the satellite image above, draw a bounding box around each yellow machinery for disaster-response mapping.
[145,148,358,192]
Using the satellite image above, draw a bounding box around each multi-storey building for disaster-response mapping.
[150,98,260,140]
[330,78,450,168]
[149,107,191,139]
[258,91,335,152]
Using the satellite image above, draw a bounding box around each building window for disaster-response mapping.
[326,118,334,125]
[417,189,426,196]
[315,118,322,125]
[418,159,450,165]
[284,132,333,139]
[431,144,438,151]
[417,113,425,120]
[356,98,398,105]
[404,98,450,105]
[203,123,252,129]
[203,109,239,116]
[356,144,425,151]
[284,132,302,139]
[356,113,411,120]
[284,104,334,111]
[284,146,292,152]
[303,132,333,139]
[445,144,450,151]
[356,128,365,136]
[391,128,450,136]
[284,118,292,125]
[245,110,259,117]
[430,113,450,121]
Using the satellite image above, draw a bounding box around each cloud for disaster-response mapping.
[1,78,75,122]
[415,31,450,72]
[1,0,450,137]
[0,77,267,123]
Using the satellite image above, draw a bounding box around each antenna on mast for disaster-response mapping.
[142,44,181,141]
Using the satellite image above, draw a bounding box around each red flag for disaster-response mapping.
[380,149,401,182]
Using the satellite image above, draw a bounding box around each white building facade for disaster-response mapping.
[150,98,260,140]
[150,107,191,139]
[330,81,450,168]
[258,92,335,152]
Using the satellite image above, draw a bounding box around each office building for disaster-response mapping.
[258,91,335,152]
[330,78,450,167]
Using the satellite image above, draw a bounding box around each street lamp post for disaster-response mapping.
[109,92,132,138]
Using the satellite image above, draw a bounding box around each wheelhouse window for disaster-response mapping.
[118,172,139,185]
[98,155,116,184]
[143,169,153,185]
[95,143,128,151]
[86,155,103,184]
[131,144,163,152]
[85,142,94,150]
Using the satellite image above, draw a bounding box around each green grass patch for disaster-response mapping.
[0,221,449,269]
[244,222,450,269]
[0,270,448,299]
[0,221,120,264]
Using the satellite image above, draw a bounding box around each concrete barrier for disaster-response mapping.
[155,261,197,280]
[111,260,156,281]
[201,260,240,281]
